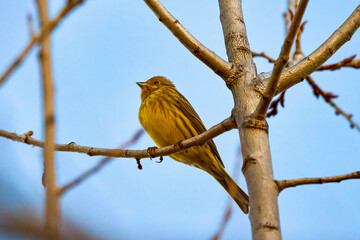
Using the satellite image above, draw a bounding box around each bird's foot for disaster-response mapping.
[147,146,158,160]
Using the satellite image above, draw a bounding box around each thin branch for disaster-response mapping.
[294,21,307,61]
[254,0,309,120]
[143,0,231,79]
[277,171,360,193]
[0,117,236,159]
[0,0,85,87]
[251,51,276,63]
[306,76,360,132]
[266,91,286,118]
[59,129,145,196]
[317,55,360,71]
[35,0,59,238]
[259,5,360,95]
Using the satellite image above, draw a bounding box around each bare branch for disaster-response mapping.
[59,129,145,196]
[0,0,85,87]
[260,5,360,95]
[266,91,286,118]
[254,0,309,120]
[277,171,360,193]
[35,0,59,238]
[143,0,231,79]
[251,51,276,63]
[317,55,360,71]
[306,76,360,132]
[0,117,235,159]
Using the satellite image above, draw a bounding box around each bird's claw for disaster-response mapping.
[156,156,163,163]
[147,146,158,160]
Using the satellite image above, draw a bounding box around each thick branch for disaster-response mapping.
[59,129,145,196]
[35,0,59,238]
[259,5,360,94]
[254,0,309,120]
[143,0,231,79]
[277,171,360,193]
[0,0,85,87]
[0,117,235,159]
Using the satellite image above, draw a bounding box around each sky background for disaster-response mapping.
[0,0,359,239]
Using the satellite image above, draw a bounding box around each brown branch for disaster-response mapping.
[143,0,231,79]
[251,51,276,63]
[306,76,360,132]
[0,117,236,159]
[317,55,360,71]
[59,129,145,196]
[260,5,360,95]
[266,91,286,118]
[254,0,309,120]
[0,0,85,87]
[294,21,307,59]
[35,0,59,238]
[277,171,360,193]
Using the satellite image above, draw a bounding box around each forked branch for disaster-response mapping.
[260,5,360,94]
[0,0,85,87]
[254,0,309,120]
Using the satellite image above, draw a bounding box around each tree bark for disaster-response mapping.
[218,0,281,239]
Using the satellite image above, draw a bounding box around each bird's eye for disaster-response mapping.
[154,81,159,84]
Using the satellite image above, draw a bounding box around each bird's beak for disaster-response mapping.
[136,82,147,89]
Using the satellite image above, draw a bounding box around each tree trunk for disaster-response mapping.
[218,0,281,239]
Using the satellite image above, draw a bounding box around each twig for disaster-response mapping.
[251,51,276,63]
[306,76,360,132]
[317,55,360,71]
[143,0,231,79]
[59,129,145,196]
[266,91,286,118]
[211,146,243,240]
[259,5,360,95]
[277,171,360,193]
[294,21,307,60]
[35,0,59,238]
[0,117,236,159]
[0,0,85,87]
[254,0,309,120]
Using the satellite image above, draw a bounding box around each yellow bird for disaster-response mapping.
[137,76,249,214]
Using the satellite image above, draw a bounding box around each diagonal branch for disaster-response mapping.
[306,76,360,132]
[0,0,86,87]
[317,55,360,71]
[276,171,360,193]
[144,0,231,79]
[259,5,360,95]
[254,0,309,120]
[0,117,236,159]
[59,129,145,196]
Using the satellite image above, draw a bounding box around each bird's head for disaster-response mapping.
[136,76,175,101]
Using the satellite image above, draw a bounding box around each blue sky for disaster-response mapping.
[0,1,359,239]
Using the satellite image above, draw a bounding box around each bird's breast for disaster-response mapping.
[139,94,195,148]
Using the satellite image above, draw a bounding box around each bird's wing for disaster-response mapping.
[175,91,225,168]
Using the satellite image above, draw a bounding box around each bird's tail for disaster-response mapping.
[212,168,249,214]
